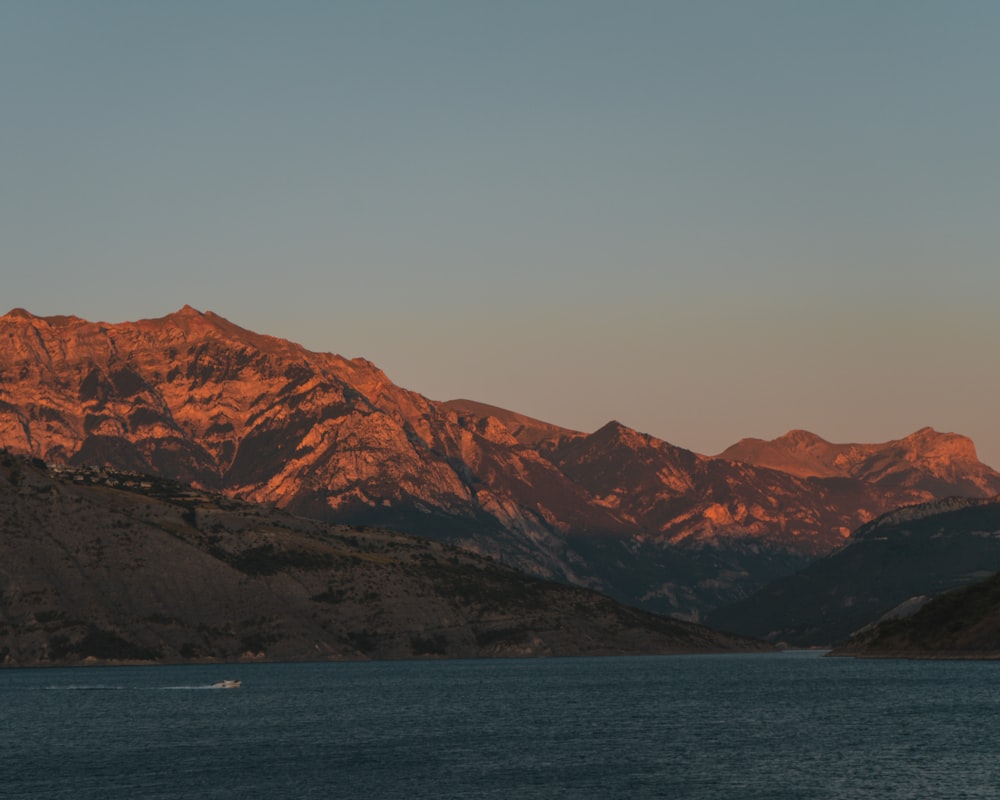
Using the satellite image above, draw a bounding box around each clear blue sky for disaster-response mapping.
[3,1,999,466]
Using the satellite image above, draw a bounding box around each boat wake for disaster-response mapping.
[45,684,243,691]
[45,685,126,691]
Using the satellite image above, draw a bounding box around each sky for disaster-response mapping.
[2,1,999,467]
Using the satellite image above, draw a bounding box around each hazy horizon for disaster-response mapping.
[4,2,998,468]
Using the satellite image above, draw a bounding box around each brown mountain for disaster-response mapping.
[2,306,999,620]
[549,421,918,552]
[0,453,769,666]
[443,399,581,449]
[719,428,1000,497]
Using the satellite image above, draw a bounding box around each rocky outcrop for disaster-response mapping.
[2,306,999,620]
[548,421,917,554]
[719,428,1000,497]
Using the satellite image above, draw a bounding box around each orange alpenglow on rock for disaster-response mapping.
[2,305,999,621]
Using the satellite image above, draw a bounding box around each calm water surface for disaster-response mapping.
[3,652,999,799]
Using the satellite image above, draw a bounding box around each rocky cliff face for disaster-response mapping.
[719,427,1000,497]
[3,306,999,619]
[547,421,927,553]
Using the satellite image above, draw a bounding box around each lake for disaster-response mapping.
[3,652,999,799]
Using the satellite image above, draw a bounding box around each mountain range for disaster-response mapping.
[3,306,999,620]
[720,427,1000,497]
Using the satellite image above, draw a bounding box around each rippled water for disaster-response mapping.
[3,652,999,799]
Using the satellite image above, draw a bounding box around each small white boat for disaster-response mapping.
[211,679,241,689]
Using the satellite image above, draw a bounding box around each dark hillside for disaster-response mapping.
[707,497,1000,646]
[833,572,1000,658]
[0,453,770,666]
